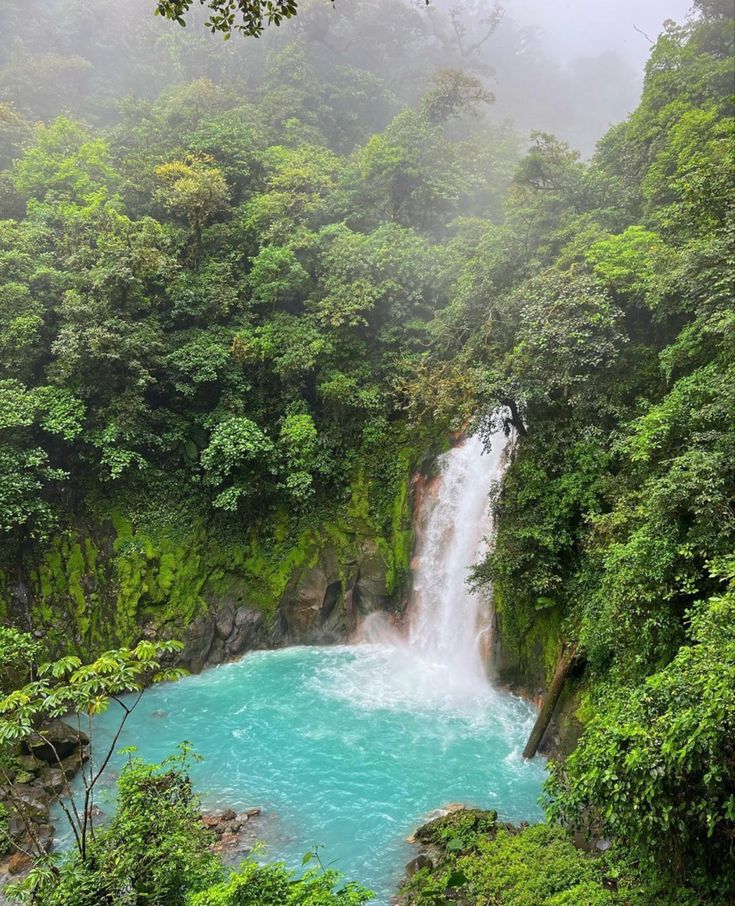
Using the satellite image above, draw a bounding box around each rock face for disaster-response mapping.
[0,720,89,874]
[489,609,584,760]
[177,537,401,672]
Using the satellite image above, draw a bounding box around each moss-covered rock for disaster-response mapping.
[1,432,424,671]
[398,809,617,906]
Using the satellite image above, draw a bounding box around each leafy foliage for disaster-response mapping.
[399,810,617,906]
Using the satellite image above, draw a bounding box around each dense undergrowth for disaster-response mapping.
[0,0,733,903]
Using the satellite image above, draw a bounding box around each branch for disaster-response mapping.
[81,689,144,857]
[633,23,654,45]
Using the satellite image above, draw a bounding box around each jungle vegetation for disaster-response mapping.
[0,0,733,903]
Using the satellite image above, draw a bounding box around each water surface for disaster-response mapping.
[70,643,545,903]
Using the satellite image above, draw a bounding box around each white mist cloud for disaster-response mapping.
[504,0,694,65]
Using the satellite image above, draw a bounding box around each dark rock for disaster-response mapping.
[23,719,88,763]
[220,808,237,822]
[7,815,26,839]
[207,637,226,665]
[226,607,265,656]
[59,748,88,779]
[352,545,390,616]
[40,767,66,796]
[280,567,328,638]
[11,784,49,821]
[35,823,54,853]
[185,614,215,673]
[215,605,235,640]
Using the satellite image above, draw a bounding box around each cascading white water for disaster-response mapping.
[407,427,508,693]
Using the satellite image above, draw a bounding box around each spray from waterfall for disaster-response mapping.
[357,422,509,702]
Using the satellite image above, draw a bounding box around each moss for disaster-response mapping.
[24,431,421,658]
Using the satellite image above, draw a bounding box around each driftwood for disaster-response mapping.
[523,645,578,759]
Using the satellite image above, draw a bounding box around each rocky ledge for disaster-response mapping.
[395,806,528,905]
[176,537,402,674]
[0,719,89,880]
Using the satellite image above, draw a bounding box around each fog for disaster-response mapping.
[507,0,693,65]
[0,0,698,155]
[488,0,695,150]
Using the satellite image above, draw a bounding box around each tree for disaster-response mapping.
[200,416,275,510]
[155,0,300,38]
[154,154,229,259]
[0,638,185,865]
[547,572,735,895]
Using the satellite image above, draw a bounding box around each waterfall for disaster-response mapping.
[406,428,508,693]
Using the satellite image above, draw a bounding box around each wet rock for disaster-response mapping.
[59,748,88,779]
[41,766,66,796]
[11,784,49,821]
[24,719,88,763]
[185,614,215,673]
[226,607,265,657]
[202,805,263,856]
[352,545,390,617]
[280,567,329,638]
[215,606,235,640]
[35,824,54,853]
[207,637,226,665]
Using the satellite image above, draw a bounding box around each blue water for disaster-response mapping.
[57,644,545,903]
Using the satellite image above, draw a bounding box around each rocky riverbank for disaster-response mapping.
[0,719,88,882]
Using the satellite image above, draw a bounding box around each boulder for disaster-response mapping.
[10,784,49,821]
[35,823,54,853]
[59,748,88,779]
[23,719,88,764]
[215,605,235,640]
[15,755,41,774]
[41,766,67,796]
[226,607,265,656]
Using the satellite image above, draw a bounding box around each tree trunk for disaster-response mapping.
[501,397,527,436]
[523,645,578,759]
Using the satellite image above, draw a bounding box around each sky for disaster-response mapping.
[506,0,695,65]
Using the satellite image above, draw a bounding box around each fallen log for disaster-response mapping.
[522,645,578,759]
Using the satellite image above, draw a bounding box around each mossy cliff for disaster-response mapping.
[490,596,584,759]
[1,444,422,672]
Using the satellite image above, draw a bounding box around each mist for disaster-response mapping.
[507,0,693,66]
[0,0,697,157]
